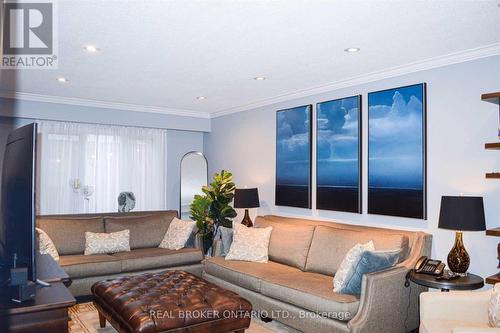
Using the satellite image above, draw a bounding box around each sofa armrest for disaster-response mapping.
[420,290,491,324]
[348,266,422,333]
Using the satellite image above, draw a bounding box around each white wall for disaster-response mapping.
[204,55,500,281]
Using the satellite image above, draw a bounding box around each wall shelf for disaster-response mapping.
[486,273,500,285]
[487,228,500,237]
[485,143,500,150]
[481,92,500,105]
[483,92,500,285]
[485,173,500,179]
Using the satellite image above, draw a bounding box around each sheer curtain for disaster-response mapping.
[36,121,167,214]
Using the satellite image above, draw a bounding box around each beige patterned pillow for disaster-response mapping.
[333,241,374,292]
[225,224,273,263]
[84,230,130,255]
[489,283,500,327]
[36,227,60,261]
[159,218,196,250]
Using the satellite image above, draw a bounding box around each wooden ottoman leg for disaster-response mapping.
[98,311,107,328]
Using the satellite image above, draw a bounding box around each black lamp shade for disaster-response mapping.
[234,188,260,209]
[438,196,486,231]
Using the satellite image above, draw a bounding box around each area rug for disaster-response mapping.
[69,302,300,333]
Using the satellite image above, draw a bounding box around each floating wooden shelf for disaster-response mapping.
[487,228,500,237]
[481,92,500,105]
[486,143,500,150]
[486,173,500,179]
[486,273,500,285]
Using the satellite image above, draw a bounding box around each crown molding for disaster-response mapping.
[0,91,211,119]
[211,42,500,118]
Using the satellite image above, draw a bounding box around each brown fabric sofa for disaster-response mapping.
[37,210,204,297]
[203,215,432,333]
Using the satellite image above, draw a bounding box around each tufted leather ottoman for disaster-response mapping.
[91,270,252,333]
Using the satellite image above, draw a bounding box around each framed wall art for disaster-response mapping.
[276,105,312,208]
[316,95,362,213]
[368,83,427,219]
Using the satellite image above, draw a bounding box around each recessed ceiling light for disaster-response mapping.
[56,77,68,83]
[83,45,100,53]
[344,47,360,53]
[197,96,207,100]
[254,76,266,81]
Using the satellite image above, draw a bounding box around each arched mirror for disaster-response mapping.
[180,151,208,219]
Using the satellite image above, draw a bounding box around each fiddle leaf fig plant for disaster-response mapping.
[203,170,237,228]
[189,170,237,253]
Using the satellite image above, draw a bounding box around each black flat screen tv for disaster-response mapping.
[0,123,37,283]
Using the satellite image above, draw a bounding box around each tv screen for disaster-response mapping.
[0,123,37,282]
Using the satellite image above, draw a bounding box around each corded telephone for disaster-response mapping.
[414,256,445,276]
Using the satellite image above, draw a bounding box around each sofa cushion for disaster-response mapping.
[255,219,315,270]
[59,254,121,278]
[84,230,131,255]
[260,271,360,321]
[111,247,203,272]
[37,217,104,255]
[305,226,409,276]
[204,257,300,292]
[105,212,176,249]
[36,227,60,261]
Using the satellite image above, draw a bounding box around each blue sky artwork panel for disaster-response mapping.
[368,83,426,219]
[316,95,361,213]
[276,105,312,208]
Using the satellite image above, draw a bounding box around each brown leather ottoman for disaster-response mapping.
[91,270,252,333]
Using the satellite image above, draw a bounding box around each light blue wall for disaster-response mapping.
[204,55,500,282]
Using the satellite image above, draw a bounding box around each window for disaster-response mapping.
[36,121,166,214]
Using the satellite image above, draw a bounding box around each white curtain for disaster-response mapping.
[36,121,167,214]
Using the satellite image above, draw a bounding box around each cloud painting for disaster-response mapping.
[368,83,426,219]
[276,105,311,208]
[317,96,361,213]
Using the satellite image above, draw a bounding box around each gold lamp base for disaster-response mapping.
[447,231,470,275]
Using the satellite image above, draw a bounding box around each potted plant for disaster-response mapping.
[190,170,237,254]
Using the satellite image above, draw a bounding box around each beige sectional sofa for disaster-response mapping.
[203,215,432,333]
[37,210,204,297]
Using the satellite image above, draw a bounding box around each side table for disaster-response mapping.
[409,270,484,292]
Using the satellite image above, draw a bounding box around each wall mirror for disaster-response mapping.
[180,151,208,219]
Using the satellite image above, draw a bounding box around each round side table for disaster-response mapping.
[409,270,484,292]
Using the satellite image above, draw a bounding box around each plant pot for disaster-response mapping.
[202,232,214,255]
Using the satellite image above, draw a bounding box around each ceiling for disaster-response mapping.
[1,0,500,118]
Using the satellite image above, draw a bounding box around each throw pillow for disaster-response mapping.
[225,224,273,263]
[159,218,196,250]
[340,249,400,295]
[220,225,234,257]
[36,227,60,261]
[333,241,374,292]
[84,229,130,255]
[489,283,500,327]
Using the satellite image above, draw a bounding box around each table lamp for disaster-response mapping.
[234,188,260,227]
[438,196,486,275]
